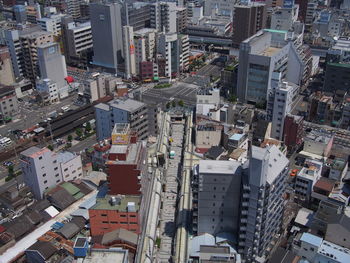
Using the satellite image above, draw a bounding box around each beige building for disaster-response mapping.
[0,46,15,86]
[134,28,157,75]
[195,121,223,151]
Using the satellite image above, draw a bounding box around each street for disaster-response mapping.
[0,94,78,137]
[69,135,97,153]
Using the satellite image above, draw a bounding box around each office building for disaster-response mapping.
[126,2,151,31]
[61,17,93,66]
[232,3,267,47]
[270,81,299,140]
[36,79,59,103]
[94,98,148,141]
[176,7,187,33]
[0,46,15,86]
[237,30,303,104]
[194,145,289,262]
[37,42,67,89]
[0,87,19,121]
[123,26,136,79]
[90,1,123,74]
[20,147,83,199]
[89,195,140,236]
[37,14,66,36]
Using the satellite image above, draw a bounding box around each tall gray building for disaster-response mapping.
[237,30,303,104]
[90,1,123,74]
[37,42,67,89]
[194,145,289,262]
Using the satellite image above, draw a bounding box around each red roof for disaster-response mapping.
[0,225,6,233]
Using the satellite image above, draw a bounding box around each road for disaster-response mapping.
[157,119,185,262]
[69,135,97,153]
[141,82,199,107]
[0,94,78,137]
[0,189,97,263]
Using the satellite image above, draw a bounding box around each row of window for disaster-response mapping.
[101,221,137,224]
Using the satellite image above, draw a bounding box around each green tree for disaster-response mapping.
[228,95,237,103]
[85,122,92,132]
[47,145,54,151]
[171,100,176,107]
[8,165,14,176]
[166,102,170,109]
[178,100,184,107]
[76,128,83,138]
[67,134,73,142]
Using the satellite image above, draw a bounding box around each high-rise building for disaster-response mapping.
[150,2,177,33]
[134,28,157,77]
[123,26,136,79]
[176,7,187,33]
[237,30,303,104]
[90,1,123,74]
[66,0,82,19]
[20,147,83,199]
[193,145,289,262]
[270,3,299,31]
[270,81,299,140]
[94,98,149,141]
[232,3,267,47]
[204,0,235,16]
[37,42,67,89]
[0,46,15,86]
[126,2,151,31]
[13,5,27,24]
[61,16,93,66]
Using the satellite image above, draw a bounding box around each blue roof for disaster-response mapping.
[79,193,97,209]
[51,221,64,230]
[230,133,244,141]
[300,233,323,247]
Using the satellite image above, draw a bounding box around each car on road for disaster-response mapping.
[3,161,14,167]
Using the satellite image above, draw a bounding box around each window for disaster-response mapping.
[120,222,127,224]
[44,180,47,184]
[53,160,57,164]
[310,247,314,251]
[111,221,118,224]
[56,179,60,183]
[213,195,216,198]
[101,214,107,217]
[42,173,46,177]
[102,221,108,224]
[54,167,58,171]
[64,168,68,172]
[130,222,137,224]
[212,218,215,222]
[120,215,127,217]
[130,215,136,217]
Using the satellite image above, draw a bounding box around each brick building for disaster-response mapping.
[283,114,304,151]
[88,195,140,236]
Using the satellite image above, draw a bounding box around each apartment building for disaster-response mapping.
[66,0,82,19]
[61,17,93,66]
[20,147,82,199]
[37,14,66,36]
[0,87,19,121]
[95,98,148,141]
[82,72,117,102]
[123,26,136,79]
[193,145,289,262]
[36,79,59,103]
[270,4,299,31]
[150,2,177,33]
[283,114,304,151]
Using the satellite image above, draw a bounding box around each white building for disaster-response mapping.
[150,2,177,33]
[295,159,322,203]
[196,88,220,117]
[57,151,83,181]
[20,147,83,199]
[36,78,59,103]
[158,32,178,78]
[270,81,299,140]
[37,14,65,36]
[294,233,350,263]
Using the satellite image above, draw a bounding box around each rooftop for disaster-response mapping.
[77,248,128,263]
[300,233,323,247]
[56,151,77,164]
[328,62,350,69]
[318,240,350,262]
[229,133,244,141]
[109,98,145,112]
[21,146,50,159]
[330,158,347,171]
[90,195,140,212]
[199,160,241,175]
[112,123,130,135]
[260,46,281,57]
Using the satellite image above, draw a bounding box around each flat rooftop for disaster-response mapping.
[90,195,140,212]
[260,46,281,57]
[77,248,127,263]
[199,160,241,175]
[109,98,145,113]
